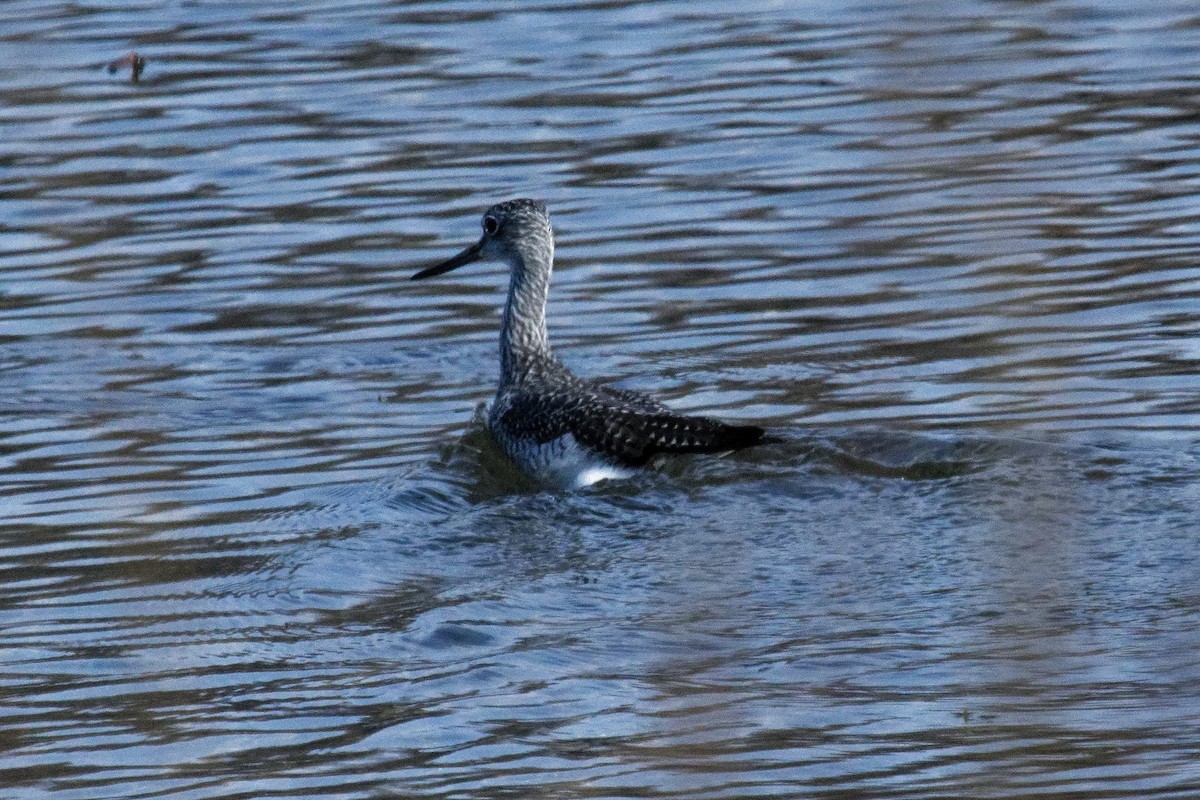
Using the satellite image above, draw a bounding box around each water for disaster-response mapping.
[2,0,1200,797]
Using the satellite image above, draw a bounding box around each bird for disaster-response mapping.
[412,199,769,488]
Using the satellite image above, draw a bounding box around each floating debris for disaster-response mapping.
[106,51,145,83]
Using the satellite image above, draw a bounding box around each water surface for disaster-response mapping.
[2,0,1200,797]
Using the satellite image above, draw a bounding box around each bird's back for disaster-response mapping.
[488,359,766,487]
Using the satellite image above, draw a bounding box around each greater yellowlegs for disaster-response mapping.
[413,199,768,488]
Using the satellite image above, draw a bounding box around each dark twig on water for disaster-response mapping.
[106,51,146,83]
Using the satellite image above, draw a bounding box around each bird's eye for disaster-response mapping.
[483,216,498,235]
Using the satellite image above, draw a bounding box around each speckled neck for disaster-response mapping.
[500,247,553,383]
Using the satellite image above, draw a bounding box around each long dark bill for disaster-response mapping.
[411,239,484,280]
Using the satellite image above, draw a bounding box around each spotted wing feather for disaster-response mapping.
[495,383,765,468]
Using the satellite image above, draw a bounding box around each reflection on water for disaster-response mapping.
[2,0,1200,797]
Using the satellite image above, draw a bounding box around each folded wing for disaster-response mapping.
[495,383,766,467]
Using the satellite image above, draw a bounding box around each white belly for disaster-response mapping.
[507,432,633,489]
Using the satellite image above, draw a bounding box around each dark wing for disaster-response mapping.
[590,381,671,414]
[496,385,766,468]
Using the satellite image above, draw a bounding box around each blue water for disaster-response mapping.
[2,1,1200,797]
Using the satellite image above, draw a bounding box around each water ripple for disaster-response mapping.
[3,0,1200,798]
